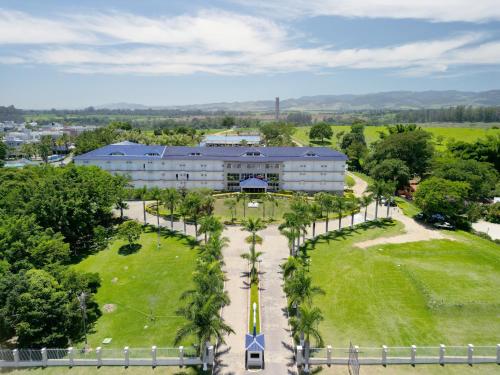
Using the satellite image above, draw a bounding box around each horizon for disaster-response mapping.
[1,1,500,108]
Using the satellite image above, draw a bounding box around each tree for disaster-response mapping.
[332,196,348,230]
[315,192,334,233]
[241,218,267,282]
[198,216,223,244]
[281,256,304,279]
[0,141,6,166]
[222,116,235,129]
[0,269,100,348]
[184,191,203,236]
[308,203,322,238]
[224,199,237,223]
[280,212,302,256]
[369,158,411,191]
[360,195,374,222]
[369,130,434,176]
[260,123,296,146]
[117,220,142,247]
[433,158,498,201]
[162,188,181,230]
[415,177,470,221]
[448,135,499,171]
[237,192,249,218]
[290,305,324,372]
[266,193,279,219]
[309,123,333,144]
[345,196,360,228]
[37,135,53,163]
[138,186,148,225]
[367,180,394,219]
[284,268,324,308]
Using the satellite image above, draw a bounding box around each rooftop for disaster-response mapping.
[74,142,347,162]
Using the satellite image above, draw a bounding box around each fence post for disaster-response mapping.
[327,345,332,366]
[124,346,129,367]
[13,349,19,367]
[96,347,102,367]
[207,344,214,366]
[411,345,416,366]
[467,344,473,366]
[496,344,500,365]
[439,344,446,366]
[41,348,47,367]
[151,346,157,367]
[179,346,184,367]
[296,345,303,366]
[382,345,388,367]
[68,347,74,367]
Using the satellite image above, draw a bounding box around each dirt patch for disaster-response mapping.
[111,277,118,284]
[103,304,116,313]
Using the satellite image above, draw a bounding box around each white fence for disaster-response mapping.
[297,344,500,367]
[0,345,214,369]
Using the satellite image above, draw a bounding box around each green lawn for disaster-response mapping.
[305,225,500,348]
[249,283,260,334]
[394,197,421,218]
[293,125,500,150]
[72,227,198,349]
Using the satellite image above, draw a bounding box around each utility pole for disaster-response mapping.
[77,292,88,348]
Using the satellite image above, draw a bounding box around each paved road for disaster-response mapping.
[472,220,500,240]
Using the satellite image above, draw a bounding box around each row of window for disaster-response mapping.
[226,163,280,169]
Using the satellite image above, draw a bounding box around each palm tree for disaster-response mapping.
[284,269,325,308]
[280,212,301,256]
[175,293,234,357]
[308,203,322,238]
[241,218,267,282]
[236,192,249,218]
[290,305,324,373]
[178,200,190,234]
[315,192,334,233]
[266,193,279,219]
[332,195,348,230]
[138,185,148,225]
[360,194,374,222]
[367,181,393,219]
[115,200,129,221]
[198,216,223,244]
[291,200,310,244]
[224,199,237,223]
[242,217,267,250]
[346,196,360,228]
[201,234,229,262]
[184,191,203,237]
[281,256,304,279]
[162,188,180,230]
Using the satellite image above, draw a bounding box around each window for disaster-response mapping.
[83,161,89,164]
[145,152,159,156]
[321,165,327,168]
[250,353,260,359]
[275,164,280,169]
[305,152,316,157]
[109,152,125,156]
[227,173,240,181]
[236,164,241,168]
[179,163,186,168]
[176,174,178,180]
[201,164,207,168]
[126,161,132,164]
[227,163,232,169]
[190,152,201,156]
[267,173,279,182]
[245,151,261,156]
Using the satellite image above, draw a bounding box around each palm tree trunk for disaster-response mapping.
[364,206,368,222]
[351,213,355,228]
[325,210,329,233]
[338,210,342,230]
[170,206,174,230]
[120,207,124,220]
[375,198,379,219]
[304,340,310,373]
[312,221,316,238]
[143,199,146,225]
[386,198,391,217]
[183,218,187,234]
[243,199,246,217]
[204,232,207,244]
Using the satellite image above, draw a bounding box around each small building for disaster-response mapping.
[200,135,261,147]
[245,333,265,369]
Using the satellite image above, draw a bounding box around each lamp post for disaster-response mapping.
[77,292,88,348]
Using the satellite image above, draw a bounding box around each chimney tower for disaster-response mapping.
[275,97,280,121]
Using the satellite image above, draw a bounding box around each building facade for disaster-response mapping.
[74,141,347,193]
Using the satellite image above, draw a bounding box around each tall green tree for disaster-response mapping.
[198,216,223,244]
[162,188,181,230]
[290,305,324,372]
[367,180,394,219]
[309,122,333,144]
[117,220,142,247]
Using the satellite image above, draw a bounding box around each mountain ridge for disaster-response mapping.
[96,90,500,111]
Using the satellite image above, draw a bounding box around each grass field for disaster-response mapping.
[293,125,500,150]
[249,283,260,334]
[305,223,500,349]
[72,227,197,349]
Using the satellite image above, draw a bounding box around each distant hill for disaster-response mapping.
[95,90,500,112]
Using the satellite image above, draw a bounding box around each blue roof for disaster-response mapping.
[245,333,265,351]
[240,178,268,188]
[75,143,347,162]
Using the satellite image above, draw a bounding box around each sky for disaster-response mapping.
[1,0,500,108]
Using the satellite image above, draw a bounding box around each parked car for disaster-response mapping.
[433,221,456,230]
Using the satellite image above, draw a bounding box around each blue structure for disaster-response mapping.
[245,333,265,369]
[239,177,268,192]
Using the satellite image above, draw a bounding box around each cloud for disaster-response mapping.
[1,8,500,77]
[232,0,500,23]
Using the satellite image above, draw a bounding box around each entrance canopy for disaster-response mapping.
[240,178,268,192]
